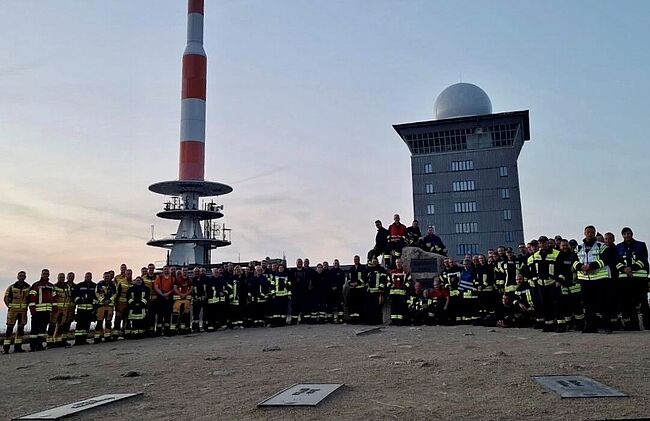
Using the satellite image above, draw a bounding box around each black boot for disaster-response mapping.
[14,343,25,353]
[2,345,9,354]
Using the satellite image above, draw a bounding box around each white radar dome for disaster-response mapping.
[434,83,492,119]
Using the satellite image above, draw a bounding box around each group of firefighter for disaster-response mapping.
[373,215,650,333]
[3,218,649,353]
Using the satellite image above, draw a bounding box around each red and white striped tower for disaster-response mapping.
[148,0,233,266]
[179,0,206,181]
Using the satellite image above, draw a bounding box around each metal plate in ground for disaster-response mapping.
[533,376,627,398]
[355,326,382,336]
[258,383,343,406]
[14,393,143,420]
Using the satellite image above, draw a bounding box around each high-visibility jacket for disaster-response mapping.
[475,263,496,292]
[387,270,411,296]
[205,276,227,304]
[227,275,248,305]
[347,265,367,289]
[191,275,207,302]
[498,259,522,293]
[73,281,97,311]
[271,272,291,297]
[127,284,150,320]
[573,240,610,281]
[95,281,117,306]
[513,284,533,310]
[28,280,56,312]
[142,274,158,301]
[250,275,270,302]
[616,240,649,279]
[366,266,387,293]
[52,281,72,310]
[114,274,131,304]
[440,266,462,297]
[4,281,31,311]
[388,222,407,239]
[529,249,562,286]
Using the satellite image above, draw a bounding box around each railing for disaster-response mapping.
[162,197,224,212]
[204,222,231,242]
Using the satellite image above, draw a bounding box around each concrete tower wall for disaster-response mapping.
[395,109,530,257]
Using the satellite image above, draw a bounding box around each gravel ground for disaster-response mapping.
[1,324,648,420]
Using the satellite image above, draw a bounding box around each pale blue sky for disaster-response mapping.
[1,0,649,306]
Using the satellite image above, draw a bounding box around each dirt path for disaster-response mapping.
[2,325,648,420]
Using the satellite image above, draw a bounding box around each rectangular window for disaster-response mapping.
[501,188,510,199]
[425,183,434,194]
[452,180,476,192]
[457,243,480,256]
[451,160,474,172]
[499,166,508,177]
[505,231,514,242]
[426,204,435,215]
[503,209,512,221]
[454,201,477,213]
[455,222,478,233]
[424,163,432,174]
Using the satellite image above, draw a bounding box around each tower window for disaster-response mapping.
[425,183,434,194]
[452,180,475,192]
[424,163,432,174]
[499,166,508,177]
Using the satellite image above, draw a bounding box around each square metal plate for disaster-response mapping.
[258,383,344,407]
[14,393,143,420]
[533,375,627,398]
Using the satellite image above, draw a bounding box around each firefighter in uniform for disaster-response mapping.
[499,274,534,328]
[387,259,411,325]
[616,227,649,331]
[407,281,430,325]
[72,272,96,345]
[440,257,462,324]
[521,239,544,329]
[47,273,72,348]
[61,272,76,345]
[364,257,387,325]
[127,276,150,339]
[475,255,498,325]
[558,239,583,330]
[289,259,309,324]
[227,266,248,328]
[209,267,229,330]
[328,259,346,323]
[428,278,450,325]
[269,264,290,326]
[113,265,131,340]
[190,267,207,332]
[459,260,479,323]
[3,271,30,354]
[421,226,447,256]
[95,272,117,343]
[573,225,614,333]
[250,266,270,327]
[347,255,367,323]
[28,269,56,351]
[498,248,522,302]
[154,266,175,335]
[142,264,158,335]
[529,236,565,332]
[171,269,192,334]
[387,214,407,268]
[405,220,422,247]
[369,220,389,263]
